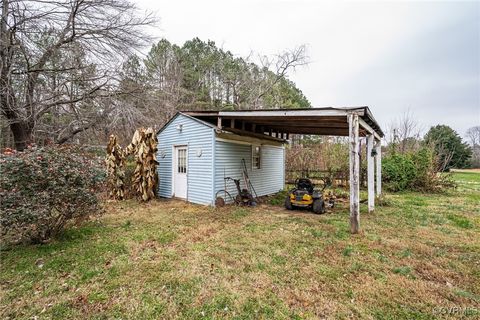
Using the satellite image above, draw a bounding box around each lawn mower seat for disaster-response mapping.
[297,178,314,193]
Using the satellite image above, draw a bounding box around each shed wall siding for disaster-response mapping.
[157,114,214,205]
[214,140,285,200]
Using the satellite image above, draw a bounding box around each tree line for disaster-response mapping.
[115,38,310,143]
[0,0,310,150]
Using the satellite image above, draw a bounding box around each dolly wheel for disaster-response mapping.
[285,196,293,210]
[313,199,325,214]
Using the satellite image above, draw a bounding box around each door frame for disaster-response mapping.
[172,144,188,199]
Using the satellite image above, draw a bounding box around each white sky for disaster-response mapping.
[134,0,480,137]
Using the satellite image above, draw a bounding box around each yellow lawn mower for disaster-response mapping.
[285,178,335,214]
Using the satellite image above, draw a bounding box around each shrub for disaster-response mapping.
[0,146,105,245]
[382,147,455,192]
[382,154,416,192]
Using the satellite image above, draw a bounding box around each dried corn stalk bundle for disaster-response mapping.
[124,129,140,156]
[125,127,159,201]
[105,134,125,200]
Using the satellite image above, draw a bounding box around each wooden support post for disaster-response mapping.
[252,124,257,133]
[375,140,382,196]
[217,117,222,129]
[241,121,245,131]
[286,133,289,140]
[348,113,360,234]
[269,129,273,136]
[367,134,375,213]
[230,119,235,128]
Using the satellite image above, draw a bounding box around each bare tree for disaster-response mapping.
[0,0,156,150]
[466,126,480,147]
[387,109,422,153]
[466,126,480,167]
[255,45,308,105]
[239,45,309,109]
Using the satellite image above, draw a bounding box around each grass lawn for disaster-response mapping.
[1,172,479,319]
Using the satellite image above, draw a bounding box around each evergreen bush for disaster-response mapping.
[0,146,104,245]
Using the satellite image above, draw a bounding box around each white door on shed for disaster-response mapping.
[173,146,187,199]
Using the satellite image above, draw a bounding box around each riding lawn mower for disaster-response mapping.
[285,178,335,214]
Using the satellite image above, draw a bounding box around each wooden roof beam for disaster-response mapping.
[219,127,286,143]
[359,117,382,141]
[217,108,365,118]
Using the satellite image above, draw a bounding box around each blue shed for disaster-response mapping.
[157,112,286,205]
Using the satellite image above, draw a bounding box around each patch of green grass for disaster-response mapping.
[349,261,368,272]
[307,228,323,238]
[455,289,480,302]
[392,266,413,277]
[239,294,296,319]
[135,293,167,318]
[156,230,177,244]
[447,214,474,229]
[244,222,259,233]
[317,264,342,279]
[271,254,287,266]
[88,290,109,303]
[405,197,428,207]
[342,245,354,257]
[372,307,435,320]
[48,302,82,318]
[121,220,132,229]
[232,207,250,219]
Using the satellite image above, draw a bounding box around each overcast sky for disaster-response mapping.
[134,0,479,137]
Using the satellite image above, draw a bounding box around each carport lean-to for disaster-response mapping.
[184,107,384,234]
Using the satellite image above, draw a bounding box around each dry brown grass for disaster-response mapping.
[1,173,479,319]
